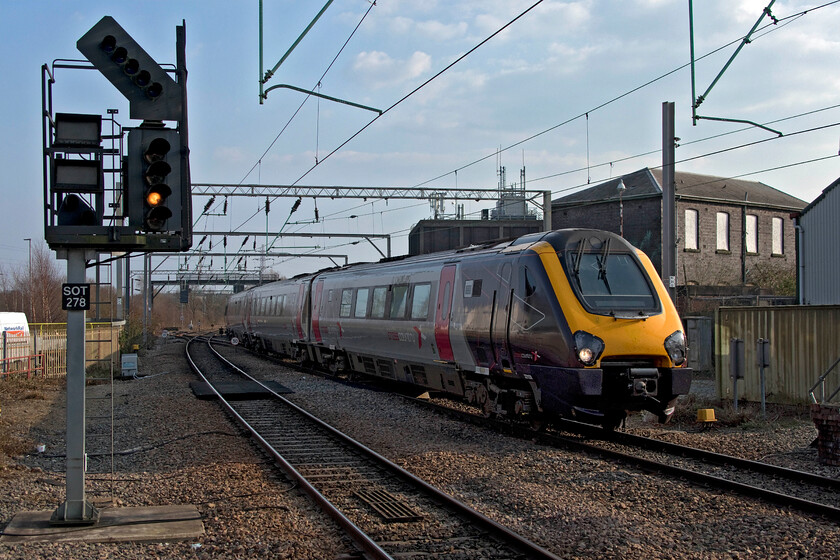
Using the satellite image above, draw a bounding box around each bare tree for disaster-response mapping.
[3,242,65,323]
[30,242,65,323]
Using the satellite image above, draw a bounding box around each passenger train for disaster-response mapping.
[224,228,692,428]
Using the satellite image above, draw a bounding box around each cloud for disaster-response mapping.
[415,19,469,41]
[353,50,432,89]
[213,146,250,165]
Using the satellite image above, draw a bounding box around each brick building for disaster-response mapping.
[551,168,807,311]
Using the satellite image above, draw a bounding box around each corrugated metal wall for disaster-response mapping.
[685,316,713,372]
[800,185,840,305]
[716,306,840,404]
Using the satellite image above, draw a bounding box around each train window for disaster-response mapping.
[355,288,370,318]
[391,285,409,319]
[340,289,353,318]
[440,282,451,319]
[370,286,388,318]
[411,283,431,319]
[513,267,545,331]
[522,268,536,298]
[569,250,658,313]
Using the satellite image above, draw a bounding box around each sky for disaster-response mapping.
[2,0,839,286]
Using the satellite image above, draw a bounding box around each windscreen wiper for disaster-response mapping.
[598,238,612,294]
[573,238,587,276]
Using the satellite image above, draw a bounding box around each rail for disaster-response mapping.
[808,356,840,404]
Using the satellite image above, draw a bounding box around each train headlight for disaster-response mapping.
[574,331,604,366]
[664,331,687,366]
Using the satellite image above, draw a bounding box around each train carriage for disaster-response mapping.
[225,229,691,428]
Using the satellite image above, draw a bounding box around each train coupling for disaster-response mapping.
[628,368,659,397]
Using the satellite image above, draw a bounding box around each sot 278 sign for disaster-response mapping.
[61,283,91,311]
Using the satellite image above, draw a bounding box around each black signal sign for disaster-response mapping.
[62,283,91,310]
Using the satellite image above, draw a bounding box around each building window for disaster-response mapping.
[745,214,758,254]
[772,217,784,255]
[684,209,698,250]
[716,212,730,252]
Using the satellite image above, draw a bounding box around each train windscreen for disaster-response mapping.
[564,239,661,315]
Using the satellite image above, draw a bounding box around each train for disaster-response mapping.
[224,228,692,428]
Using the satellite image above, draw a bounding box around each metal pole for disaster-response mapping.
[757,338,770,419]
[142,253,149,347]
[661,101,677,303]
[24,238,32,320]
[262,0,335,90]
[115,252,123,321]
[733,371,738,412]
[543,191,552,232]
[259,0,264,104]
[124,254,131,321]
[52,248,99,525]
[688,0,697,124]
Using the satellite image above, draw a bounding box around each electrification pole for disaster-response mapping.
[662,101,677,303]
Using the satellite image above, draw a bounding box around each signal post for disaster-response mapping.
[39,16,192,527]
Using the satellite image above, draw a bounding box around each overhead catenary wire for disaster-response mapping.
[412,0,840,189]
[191,1,840,281]
[271,141,840,265]
[193,1,378,228]
[227,0,835,241]
[225,0,548,252]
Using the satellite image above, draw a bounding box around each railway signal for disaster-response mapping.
[76,16,183,121]
[126,127,183,234]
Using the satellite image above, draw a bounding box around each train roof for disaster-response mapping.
[229,228,635,297]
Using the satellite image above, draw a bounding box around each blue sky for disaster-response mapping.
[2,0,839,280]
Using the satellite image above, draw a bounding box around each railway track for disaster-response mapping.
[185,336,561,560]
[406,397,840,521]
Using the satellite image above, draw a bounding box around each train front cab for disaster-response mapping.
[516,231,692,427]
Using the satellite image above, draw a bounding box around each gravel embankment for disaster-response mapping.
[0,338,352,560]
[2,338,840,559]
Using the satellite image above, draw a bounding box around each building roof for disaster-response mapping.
[552,167,807,210]
[552,168,660,206]
[800,176,840,217]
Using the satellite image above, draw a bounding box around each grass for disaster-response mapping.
[668,392,811,431]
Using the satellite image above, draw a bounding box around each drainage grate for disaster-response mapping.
[354,489,423,522]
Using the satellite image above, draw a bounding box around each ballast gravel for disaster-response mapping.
[0,337,838,559]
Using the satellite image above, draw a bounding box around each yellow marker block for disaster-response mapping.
[696,408,717,423]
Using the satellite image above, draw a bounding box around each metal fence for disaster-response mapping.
[0,322,124,379]
[715,305,840,404]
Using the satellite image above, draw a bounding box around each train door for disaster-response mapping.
[244,292,253,332]
[312,279,324,343]
[435,264,456,361]
[294,283,306,340]
[491,260,514,372]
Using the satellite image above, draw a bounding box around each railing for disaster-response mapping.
[0,353,45,378]
[0,323,124,379]
[809,356,840,404]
